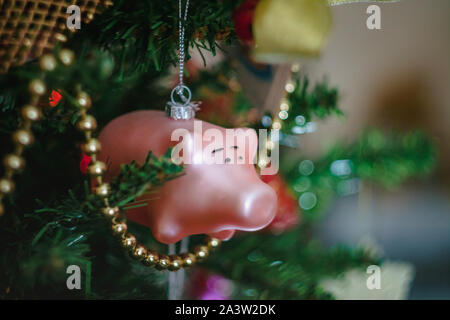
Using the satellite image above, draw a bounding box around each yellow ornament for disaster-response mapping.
[252,0,332,63]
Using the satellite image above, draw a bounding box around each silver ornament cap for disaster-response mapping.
[166,85,200,120]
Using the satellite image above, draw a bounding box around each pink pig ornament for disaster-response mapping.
[98,110,277,244]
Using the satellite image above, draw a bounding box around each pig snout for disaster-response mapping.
[234,182,277,231]
[148,175,278,244]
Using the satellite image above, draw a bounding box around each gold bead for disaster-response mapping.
[58,49,74,66]
[102,206,119,219]
[112,222,127,237]
[121,234,137,250]
[144,250,159,266]
[87,161,106,177]
[21,105,41,122]
[23,38,32,47]
[81,138,101,155]
[156,254,170,270]
[29,79,46,96]
[168,255,183,271]
[132,245,147,261]
[95,183,110,197]
[180,253,196,268]
[0,178,14,194]
[0,203,4,216]
[77,92,92,109]
[194,245,209,261]
[54,33,67,42]
[76,115,97,132]
[40,54,57,71]
[272,121,282,130]
[207,237,221,249]
[12,129,34,146]
[3,154,25,171]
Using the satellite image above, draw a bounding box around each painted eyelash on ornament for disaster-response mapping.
[213,146,243,163]
[212,146,239,154]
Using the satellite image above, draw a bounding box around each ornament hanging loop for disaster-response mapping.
[171,85,192,107]
[166,0,199,120]
[166,84,199,120]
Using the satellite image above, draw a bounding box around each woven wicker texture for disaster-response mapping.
[0,0,112,73]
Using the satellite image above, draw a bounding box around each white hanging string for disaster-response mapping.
[168,243,177,300]
[176,237,189,297]
[168,2,192,300]
[177,0,190,88]
[167,237,189,300]
[166,0,199,120]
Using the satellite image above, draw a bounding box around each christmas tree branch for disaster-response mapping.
[205,227,379,299]
[284,129,437,218]
[0,150,182,299]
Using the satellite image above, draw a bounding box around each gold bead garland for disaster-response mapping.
[0,72,46,216]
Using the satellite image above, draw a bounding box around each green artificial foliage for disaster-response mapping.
[204,227,380,300]
[284,129,437,219]
[0,151,182,299]
[73,0,238,74]
[284,76,343,127]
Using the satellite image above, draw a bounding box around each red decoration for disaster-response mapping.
[49,89,62,107]
[80,153,92,174]
[232,0,259,44]
[261,174,300,234]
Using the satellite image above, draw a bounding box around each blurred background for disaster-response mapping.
[302,0,450,299]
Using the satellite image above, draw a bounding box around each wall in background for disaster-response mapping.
[302,0,450,183]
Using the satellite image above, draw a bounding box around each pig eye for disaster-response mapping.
[231,145,238,149]
[211,147,224,154]
[238,156,243,160]
[225,157,231,163]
